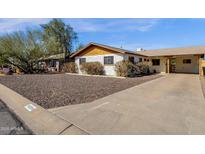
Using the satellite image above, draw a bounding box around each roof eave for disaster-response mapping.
[145,53,205,57]
[71,42,148,58]
[125,52,148,57]
[70,43,125,58]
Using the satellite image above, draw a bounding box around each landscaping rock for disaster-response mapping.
[0,74,162,109]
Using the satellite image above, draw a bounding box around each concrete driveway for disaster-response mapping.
[50,74,205,134]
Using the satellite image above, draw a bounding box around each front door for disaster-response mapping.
[170,58,176,73]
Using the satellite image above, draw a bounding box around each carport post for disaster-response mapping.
[199,57,205,76]
[166,58,170,73]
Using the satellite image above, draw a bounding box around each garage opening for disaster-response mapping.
[168,55,199,74]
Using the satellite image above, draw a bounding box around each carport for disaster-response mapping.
[167,55,200,74]
[139,46,205,75]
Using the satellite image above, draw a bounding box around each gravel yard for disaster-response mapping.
[0,74,162,109]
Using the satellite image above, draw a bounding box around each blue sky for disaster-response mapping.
[1,18,205,51]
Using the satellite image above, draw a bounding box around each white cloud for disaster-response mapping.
[0,18,160,34]
[64,18,160,32]
[0,18,50,33]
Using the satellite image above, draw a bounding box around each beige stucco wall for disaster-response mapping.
[175,55,199,73]
[149,55,200,74]
[149,57,167,73]
[199,58,205,76]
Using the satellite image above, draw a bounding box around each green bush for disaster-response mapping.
[80,62,104,75]
[115,60,140,77]
[62,62,78,73]
[136,62,150,75]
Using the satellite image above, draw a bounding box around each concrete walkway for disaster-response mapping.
[50,74,205,134]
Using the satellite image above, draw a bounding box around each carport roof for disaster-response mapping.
[39,53,64,60]
[139,46,205,57]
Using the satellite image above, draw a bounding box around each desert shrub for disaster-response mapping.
[0,69,4,74]
[115,60,140,77]
[136,62,150,75]
[2,67,12,75]
[80,62,104,75]
[62,62,78,73]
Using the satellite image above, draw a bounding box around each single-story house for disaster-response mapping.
[70,42,147,76]
[70,42,205,76]
[140,46,205,74]
[38,53,65,72]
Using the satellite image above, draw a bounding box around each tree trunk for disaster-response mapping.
[7,60,28,73]
[64,46,68,63]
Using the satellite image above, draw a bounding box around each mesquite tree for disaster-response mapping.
[0,30,46,73]
[41,19,78,61]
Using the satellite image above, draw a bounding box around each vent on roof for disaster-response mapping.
[136,48,144,52]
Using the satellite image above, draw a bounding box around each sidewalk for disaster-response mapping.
[0,83,88,135]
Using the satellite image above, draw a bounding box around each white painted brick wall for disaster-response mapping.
[75,54,123,76]
[75,54,144,76]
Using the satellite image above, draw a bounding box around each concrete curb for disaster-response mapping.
[0,83,88,135]
[65,73,126,79]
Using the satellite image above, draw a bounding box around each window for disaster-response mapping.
[183,59,191,64]
[152,59,160,66]
[104,56,114,65]
[79,58,86,65]
[49,60,56,67]
[139,58,142,62]
[129,56,135,64]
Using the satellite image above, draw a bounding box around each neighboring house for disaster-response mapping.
[70,42,147,76]
[139,46,205,75]
[38,53,65,72]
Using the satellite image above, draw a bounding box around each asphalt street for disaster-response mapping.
[0,100,31,135]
